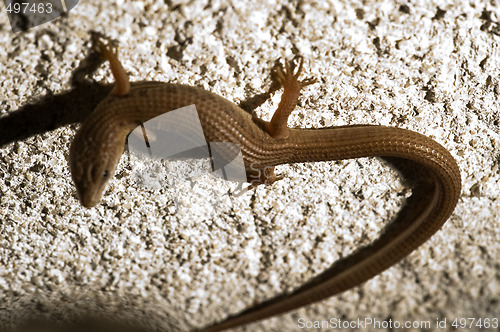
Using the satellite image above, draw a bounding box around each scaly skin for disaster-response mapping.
[69,34,461,332]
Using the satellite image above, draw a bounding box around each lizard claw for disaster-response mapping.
[90,31,120,60]
[272,56,317,89]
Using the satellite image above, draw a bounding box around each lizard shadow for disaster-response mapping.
[0,37,277,149]
[10,291,183,332]
[0,48,111,148]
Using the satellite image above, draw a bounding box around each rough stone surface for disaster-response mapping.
[0,0,499,331]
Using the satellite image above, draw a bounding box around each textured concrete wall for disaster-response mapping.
[0,0,499,331]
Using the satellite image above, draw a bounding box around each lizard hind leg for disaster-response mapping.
[244,56,317,186]
[266,56,317,139]
[246,166,283,186]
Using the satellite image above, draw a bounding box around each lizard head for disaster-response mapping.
[69,122,126,208]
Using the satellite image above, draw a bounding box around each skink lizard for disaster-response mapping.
[69,34,461,331]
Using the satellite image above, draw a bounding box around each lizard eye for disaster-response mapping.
[103,170,109,177]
